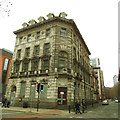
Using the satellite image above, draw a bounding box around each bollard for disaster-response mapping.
[69,105,70,113]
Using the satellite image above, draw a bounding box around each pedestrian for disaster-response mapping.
[75,100,82,114]
[4,97,7,107]
[82,99,85,113]
[7,100,10,108]
[2,98,5,107]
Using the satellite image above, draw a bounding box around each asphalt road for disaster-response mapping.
[68,101,119,119]
[1,101,119,119]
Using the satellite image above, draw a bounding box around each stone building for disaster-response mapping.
[6,12,93,108]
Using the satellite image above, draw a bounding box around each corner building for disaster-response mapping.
[6,13,92,108]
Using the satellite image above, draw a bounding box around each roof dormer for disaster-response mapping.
[28,19,36,25]
[47,13,55,19]
[38,16,45,22]
[59,12,67,18]
[22,22,29,28]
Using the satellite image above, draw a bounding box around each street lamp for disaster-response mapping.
[83,56,87,109]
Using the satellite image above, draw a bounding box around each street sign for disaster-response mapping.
[31,84,35,87]
[60,92,64,95]
[73,87,75,90]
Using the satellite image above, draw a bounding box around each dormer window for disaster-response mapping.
[22,22,28,28]
[59,12,67,18]
[38,16,45,22]
[47,13,54,19]
[28,19,36,25]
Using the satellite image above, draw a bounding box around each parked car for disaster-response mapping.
[102,100,109,105]
[115,100,119,103]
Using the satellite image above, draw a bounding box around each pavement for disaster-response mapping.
[1,102,102,118]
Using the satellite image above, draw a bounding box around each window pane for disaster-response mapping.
[34,46,39,55]
[33,61,38,70]
[36,32,40,39]
[17,50,21,58]
[59,60,65,68]
[25,48,30,57]
[23,63,28,71]
[27,34,31,41]
[19,37,23,44]
[44,43,50,53]
[16,64,19,72]
[46,29,50,37]
[44,60,49,70]
[61,28,66,36]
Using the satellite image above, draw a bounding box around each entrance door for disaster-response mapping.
[58,87,67,105]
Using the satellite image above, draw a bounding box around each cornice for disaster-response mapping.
[13,17,91,55]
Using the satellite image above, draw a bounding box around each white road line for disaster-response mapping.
[2,112,23,115]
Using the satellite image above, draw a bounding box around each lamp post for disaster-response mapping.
[30,82,36,112]
[83,56,87,109]
[37,83,40,112]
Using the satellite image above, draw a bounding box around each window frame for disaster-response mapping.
[60,28,66,36]
[27,34,31,41]
[17,49,21,59]
[23,62,29,72]
[44,43,50,54]
[43,59,49,70]
[25,47,30,57]
[46,28,50,37]
[36,31,40,40]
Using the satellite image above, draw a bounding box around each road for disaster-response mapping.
[68,101,119,119]
[1,101,119,119]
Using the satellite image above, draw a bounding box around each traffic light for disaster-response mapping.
[41,85,43,92]
[37,83,40,92]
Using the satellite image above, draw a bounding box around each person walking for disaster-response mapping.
[82,99,85,113]
[75,100,82,114]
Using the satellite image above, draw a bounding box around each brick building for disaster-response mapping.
[90,58,105,101]
[6,12,94,108]
[0,48,13,100]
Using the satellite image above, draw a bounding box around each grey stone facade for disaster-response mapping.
[6,13,95,109]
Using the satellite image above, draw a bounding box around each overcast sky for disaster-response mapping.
[0,0,118,87]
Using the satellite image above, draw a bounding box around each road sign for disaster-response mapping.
[73,87,75,90]
[60,92,64,95]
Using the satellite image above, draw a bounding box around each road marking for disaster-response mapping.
[2,112,23,115]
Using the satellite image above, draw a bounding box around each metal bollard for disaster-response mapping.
[69,105,70,113]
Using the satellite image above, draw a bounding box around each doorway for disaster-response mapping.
[58,87,67,105]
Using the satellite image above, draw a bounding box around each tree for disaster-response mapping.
[0,0,12,16]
